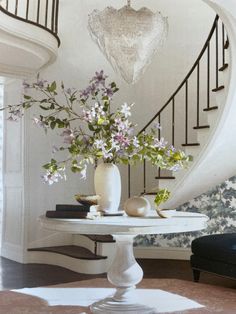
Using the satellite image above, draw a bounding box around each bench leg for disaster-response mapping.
[193,269,201,282]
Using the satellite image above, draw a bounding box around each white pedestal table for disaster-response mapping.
[39,212,208,314]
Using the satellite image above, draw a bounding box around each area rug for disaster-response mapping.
[0,278,234,313]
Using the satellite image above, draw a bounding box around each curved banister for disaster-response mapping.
[139,15,219,134]
[0,0,60,46]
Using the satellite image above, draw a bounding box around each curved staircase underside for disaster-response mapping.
[0,10,58,77]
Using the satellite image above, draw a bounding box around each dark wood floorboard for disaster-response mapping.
[0,257,235,290]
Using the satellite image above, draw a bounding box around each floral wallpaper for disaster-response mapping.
[134,175,236,248]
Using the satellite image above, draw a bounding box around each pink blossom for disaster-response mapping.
[60,129,75,144]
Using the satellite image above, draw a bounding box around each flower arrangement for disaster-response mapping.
[3,71,191,185]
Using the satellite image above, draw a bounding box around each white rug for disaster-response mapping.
[13,287,204,313]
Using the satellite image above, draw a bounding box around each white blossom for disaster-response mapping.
[120,103,131,118]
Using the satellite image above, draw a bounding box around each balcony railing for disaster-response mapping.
[0,0,60,46]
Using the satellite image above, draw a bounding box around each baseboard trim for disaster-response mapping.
[134,246,191,260]
[1,242,25,263]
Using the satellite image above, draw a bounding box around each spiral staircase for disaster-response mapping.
[1,0,236,274]
[128,14,231,209]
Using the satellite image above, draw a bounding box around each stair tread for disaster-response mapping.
[155,176,175,179]
[212,85,224,92]
[203,106,218,111]
[224,40,229,49]
[182,143,200,146]
[193,125,210,129]
[82,235,115,243]
[28,245,107,260]
[219,63,228,71]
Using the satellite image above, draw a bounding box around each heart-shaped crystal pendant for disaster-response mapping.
[88,5,168,84]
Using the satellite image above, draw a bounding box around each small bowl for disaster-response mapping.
[75,194,100,206]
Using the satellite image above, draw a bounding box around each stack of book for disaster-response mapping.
[46,204,100,219]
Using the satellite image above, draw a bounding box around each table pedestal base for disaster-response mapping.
[90,235,156,314]
[91,296,156,313]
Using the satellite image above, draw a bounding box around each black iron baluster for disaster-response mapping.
[158,115,161,178]
[51,0,56,32]
[55,0,59,34]
[196,63,200,127]
[222,23,225,67]
[143,159,146,193]
[37,0,41,24]
[6,0,9,10]
[172,98,175,146]
[15,0,18,15]
[207,43,210,109]
[218,23,228,72]
[26,0,29,20]
[45,0,48,27]
[215,19,219,87]
[185,81,188,145]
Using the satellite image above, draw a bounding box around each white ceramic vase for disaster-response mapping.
[94,162,121,213]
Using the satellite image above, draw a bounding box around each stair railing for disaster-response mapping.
[0,0,60,46]
[128,15,229,197]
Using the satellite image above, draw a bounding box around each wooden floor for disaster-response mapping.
[0,257,235,290]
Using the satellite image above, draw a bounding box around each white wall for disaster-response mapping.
[2,0,216,255]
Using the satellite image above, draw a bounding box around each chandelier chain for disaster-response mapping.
[127,0,131,7]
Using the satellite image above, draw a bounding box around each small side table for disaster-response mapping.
[39,211,208,313]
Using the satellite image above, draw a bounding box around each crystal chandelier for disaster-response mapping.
[88,0,168,84]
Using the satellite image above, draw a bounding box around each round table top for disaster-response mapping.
[39,211,208,236]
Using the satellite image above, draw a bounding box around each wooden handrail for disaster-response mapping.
[139,15,219,134]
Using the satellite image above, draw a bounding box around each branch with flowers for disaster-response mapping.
[1,71,192,185]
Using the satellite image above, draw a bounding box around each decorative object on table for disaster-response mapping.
[56,204,90,211]
[1,72,191,215]
[46,203,101,219]
[154,188,171,218]
[94,162,121,214]
[46,210,88,219]
[88,0,168,84]
[124,196,150,217]
[156,209,177,218]
[74,194,100,206]
[103,210,124,217]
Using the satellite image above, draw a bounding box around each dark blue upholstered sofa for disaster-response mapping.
[191,234,236,281]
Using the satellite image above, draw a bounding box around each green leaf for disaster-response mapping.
[88,124,95,131]
[154,189,170,207]
[50,81,57,92]
[97,117,106,125]
[50,121,56,129]
[24,95,31,100]
[39,105,50,110]
[43,163,51,169]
